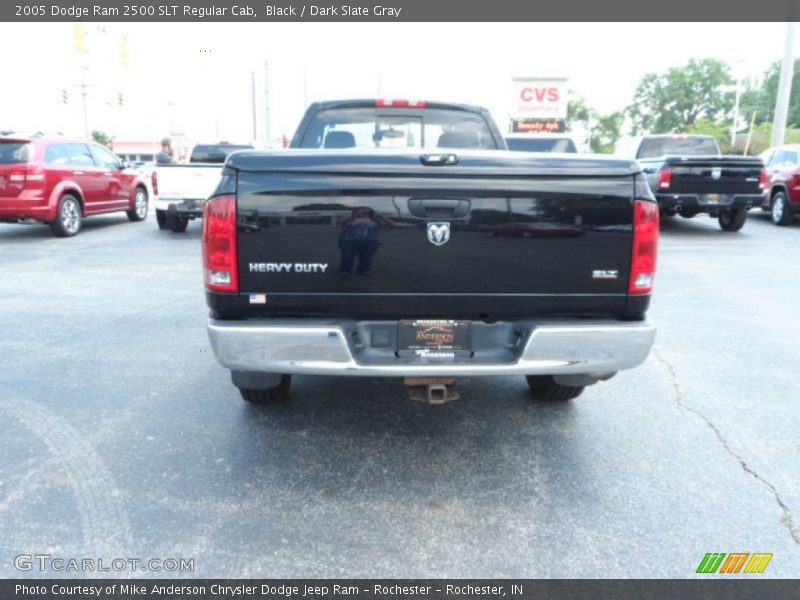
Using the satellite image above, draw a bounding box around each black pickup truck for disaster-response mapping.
[616,134,767,231]
[202,101,658,405]
[289,98,507,150]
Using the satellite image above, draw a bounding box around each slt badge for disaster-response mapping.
[427,222,450,246]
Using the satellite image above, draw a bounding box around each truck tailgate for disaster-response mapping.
[664,156,763,195]
[156,165,222,200]
[229,152,640,320]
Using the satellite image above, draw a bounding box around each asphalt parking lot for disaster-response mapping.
[0,209,798,578]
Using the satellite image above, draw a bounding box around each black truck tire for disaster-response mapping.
[156,209,167,230]
[167,213,189,233]
[718,207,747,232]
[49,194,82,237]
[771,191,794,226]
[238,375,292,404]
[526,375,584,402]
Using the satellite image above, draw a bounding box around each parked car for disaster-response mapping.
[615,134,766,232]
[505,133,580,153]
[0,136,149,237]
[152,142,252,232]
[759,143,800,225]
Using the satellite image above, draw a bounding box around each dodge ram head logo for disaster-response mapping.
[711,167,722,180]
[427,223,450,246]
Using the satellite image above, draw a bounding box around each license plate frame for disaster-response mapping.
[398,320,471,354]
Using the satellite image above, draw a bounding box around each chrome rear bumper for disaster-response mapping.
[207,319,656,377]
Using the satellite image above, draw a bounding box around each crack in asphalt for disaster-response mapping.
[653,346,800,545]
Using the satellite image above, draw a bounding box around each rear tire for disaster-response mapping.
[49,194,82,237]
[166,213,189,233]
[156,209,167,230]
[718,207,747,232]
[126,187,148,222]
[526,375,584,402]
[238,375,292,404]
[771,191,794,226]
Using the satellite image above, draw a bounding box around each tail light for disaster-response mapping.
[657,167,672,190]
[629,200,659,295]
[7,164,44,190]
[151,170,158,195]
[202,194,238,293]
[760,167,769,190]
[375,99,427,108]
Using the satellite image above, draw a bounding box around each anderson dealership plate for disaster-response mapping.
[398,320,471,352]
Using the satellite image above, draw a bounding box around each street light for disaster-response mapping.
[730,58,746,150]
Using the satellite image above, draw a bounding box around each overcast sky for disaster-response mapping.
[0,22,796,145]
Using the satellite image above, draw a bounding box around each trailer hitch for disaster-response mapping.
[403,377,460,405]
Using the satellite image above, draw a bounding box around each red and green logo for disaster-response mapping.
[696,552,773,574]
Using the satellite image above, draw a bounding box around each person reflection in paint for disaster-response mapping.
[336,207,394,276]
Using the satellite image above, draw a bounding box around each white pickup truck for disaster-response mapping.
[153,143,252,232]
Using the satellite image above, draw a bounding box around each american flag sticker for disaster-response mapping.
[249,294,267,304]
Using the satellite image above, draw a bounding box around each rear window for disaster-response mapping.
[506,137,577,153]
[190,144,253,163]
[0,141,33,164]
[298,107,499,150]
[637,136,720,159]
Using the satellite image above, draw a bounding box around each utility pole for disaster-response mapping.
[264,60,270,147]
[251,70,257,142]
[771,21,797,147]
[303,65,308,108]
[79,77,89,139]
[730,75,742,148]
[72,24,90,138]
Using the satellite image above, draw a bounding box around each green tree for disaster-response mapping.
[565,96,623,153]
[627,59,734,134]
[91,130,112,146]
[589,112,624,154]
[737,78,769,127]
[739,59,800,128]
[565,97,593,130]
[736,122,800,155]
[686,118,733,153]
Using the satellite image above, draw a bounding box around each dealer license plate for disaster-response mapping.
[398,320,471,355]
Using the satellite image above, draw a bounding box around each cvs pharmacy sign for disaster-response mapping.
[511,77,568,120]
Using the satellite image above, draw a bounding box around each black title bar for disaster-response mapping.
[2,0,799,22]
[4,579,800,600]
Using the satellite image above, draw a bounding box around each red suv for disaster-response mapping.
[761,144,800,226]
[0,136,149,236]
